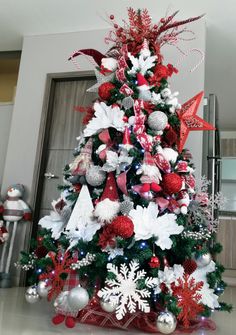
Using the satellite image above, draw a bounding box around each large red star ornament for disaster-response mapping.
[177,91,215,153]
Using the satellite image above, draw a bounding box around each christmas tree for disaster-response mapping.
[19,8,232,333]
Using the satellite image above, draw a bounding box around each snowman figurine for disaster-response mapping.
[0,184,31,288]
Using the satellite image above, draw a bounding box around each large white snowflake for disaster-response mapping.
[97,260,157,320]
[83,102,125,137]
[129,202,184,250]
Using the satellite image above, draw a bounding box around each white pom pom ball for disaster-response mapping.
[148,111,168,131]
[86,165,106,186]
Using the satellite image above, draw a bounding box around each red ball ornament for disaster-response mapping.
[162,173,182,194]
[111,216,134,238]
[110,15,114,20]
[149,255,160,268]
[183,259,197,275]
[98,82,115,100]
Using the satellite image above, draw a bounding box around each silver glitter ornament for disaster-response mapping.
[67,286,89,310]
[25,285,40,304]
[148,111,168,131]
[195,252,212,268]
[122,96,134,110]
[100,296,118,313]
[156,310,177,334]
[37,280,51,298]
[120,200,134,215]
[85,165,106,187]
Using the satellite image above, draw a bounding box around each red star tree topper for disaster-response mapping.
[177,91,215,153]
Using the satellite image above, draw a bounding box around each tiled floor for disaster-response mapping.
[0,286,235,335]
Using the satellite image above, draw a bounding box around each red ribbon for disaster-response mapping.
[98,130,114,160]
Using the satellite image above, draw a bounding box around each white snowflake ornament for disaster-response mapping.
[97,260,155,320]
[128,53,157,75]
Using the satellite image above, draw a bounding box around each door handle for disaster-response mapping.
[44,172,58,179]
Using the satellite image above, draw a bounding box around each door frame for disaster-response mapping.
[30,71,95,240]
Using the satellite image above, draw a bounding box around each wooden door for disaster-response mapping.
[33,75,96,236]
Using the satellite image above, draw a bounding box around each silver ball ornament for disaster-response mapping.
[100,296,118,313]
[37,280,51,298]
[156,311,177,334]
[86,165,106,187]
[195,252,212,268]
[25,285,40,304]
[148,111,168,131]
[67,286,89,310]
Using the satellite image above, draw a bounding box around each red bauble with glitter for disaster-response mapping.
[149,255,160,268]
[111,216,134,238]
[183,259,197,275]
[98,82,115,100]
[162,173,182,194]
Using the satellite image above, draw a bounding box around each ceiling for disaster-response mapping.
[0,0,235,129]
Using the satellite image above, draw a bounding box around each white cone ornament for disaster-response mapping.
[86,165,106,186]
[156,310,177,334]
[148,111,168,131]
[67,286,89,310]
[25,285,40,304]
[94,172,120,223]
[3,184,31,222]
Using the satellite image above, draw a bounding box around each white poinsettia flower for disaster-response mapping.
[84,102,125,137]
[129,202,183,250]
[128,53,157,75]
[102,150,133,173]
[39,211,66,240]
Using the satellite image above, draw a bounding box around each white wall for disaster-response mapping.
[0,103,13,183]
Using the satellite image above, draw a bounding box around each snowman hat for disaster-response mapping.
[100,172,119,202]
[121,127,133,150]
[137,73,149,89]
[9,184,24,195]
[94,172,120,223]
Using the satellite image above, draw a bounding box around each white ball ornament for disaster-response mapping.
[86,165,106,187]
[100,296,118,313]
[25,285,40,304]
[148,111,168,131]
[128,115,135,126]
[67,286,89,310]
[156,310,177,334]
[37,280,51,298]
[195,253,212,268]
